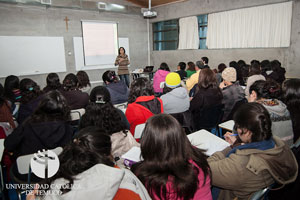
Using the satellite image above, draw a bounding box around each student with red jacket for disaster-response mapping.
[125,77,163,138]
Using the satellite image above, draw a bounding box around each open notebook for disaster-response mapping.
[121,129,230,164]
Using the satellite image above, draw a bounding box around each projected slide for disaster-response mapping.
[81,20,118,66]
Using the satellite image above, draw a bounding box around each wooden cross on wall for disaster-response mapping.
[64,16,70,31]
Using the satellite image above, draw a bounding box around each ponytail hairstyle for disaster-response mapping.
[249,80,281,100]
[41,126,113,195]
[80,86,127,135]
[19,78,42,104]
[132,114,210,200]
[63,73,78,91]
[234,102,272,142]
[76,71,91,89]
[102,70,119,84]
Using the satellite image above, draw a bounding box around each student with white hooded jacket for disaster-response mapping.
[160,72,190,114]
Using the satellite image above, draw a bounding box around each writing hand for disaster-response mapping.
[224,131,237,145]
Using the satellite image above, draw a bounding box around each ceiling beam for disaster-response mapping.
[125,0,148,7]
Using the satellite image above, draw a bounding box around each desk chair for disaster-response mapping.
[134,123,145,139]
[10,147,63,200]
[70,108,86,133]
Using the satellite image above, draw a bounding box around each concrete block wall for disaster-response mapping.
[150,0,300,78]
[0,2,148,88]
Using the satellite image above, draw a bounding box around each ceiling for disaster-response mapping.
[125,0,187,7]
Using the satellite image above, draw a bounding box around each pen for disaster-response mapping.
[229,134,238,137]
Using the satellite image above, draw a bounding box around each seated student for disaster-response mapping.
[260,60,271,77]
[190,68,223,129]
[215,63,227,85]
[27,127,151,200]
[4,75,21,115]
[153,62,170,96]
[131,114,212,200]
[88,86,129,130]
[102,70,129,105]
[79,87,138,164]
[201,56,210,68]
[186,60,204,91]
[61,73,89,110]
[176,62,187,80]
[249,80,294,146]
[125,77,163,137]
[186,61,197,78]
[43,73,62,93]
[245,62,266,97]
[282,78,300,143]
[160,72,189,114]
[267,60,286,85]
[17,78,43,124]
[0,83,16,129]
[208,103,298,200]
[76,70,91,93]
[5,90,73,158]
[219,67,245,121]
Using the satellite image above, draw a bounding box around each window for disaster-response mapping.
[153,19,179,50]
[197,15,208,49]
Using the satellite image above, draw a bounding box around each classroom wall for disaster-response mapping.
[150,0,300,78]
[0,2,148,88]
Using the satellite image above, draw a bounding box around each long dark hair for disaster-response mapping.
[43,73,62,92]
[131,114,210,200]
[234,102,272,142]
[79,86,127,135]
[282,79,300,142]
[76,71,91,88]
[63,73,78,91]
[28,90,70,123]
[128,77,154,103]
[42,127,113,194]
[19,78,42,104]
[4,75,20,102]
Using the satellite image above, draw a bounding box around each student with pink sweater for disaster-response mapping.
[153,62,170,95]
[132,114,212,200]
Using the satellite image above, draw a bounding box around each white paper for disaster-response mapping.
[121,146,143,162]
[188,129,230,156]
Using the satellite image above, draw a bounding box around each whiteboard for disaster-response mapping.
[0,36,66,78]
[74,37,130,71]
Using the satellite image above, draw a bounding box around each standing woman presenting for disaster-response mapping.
[115,47,130,87]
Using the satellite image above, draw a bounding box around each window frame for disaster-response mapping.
[153,19,179,51]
